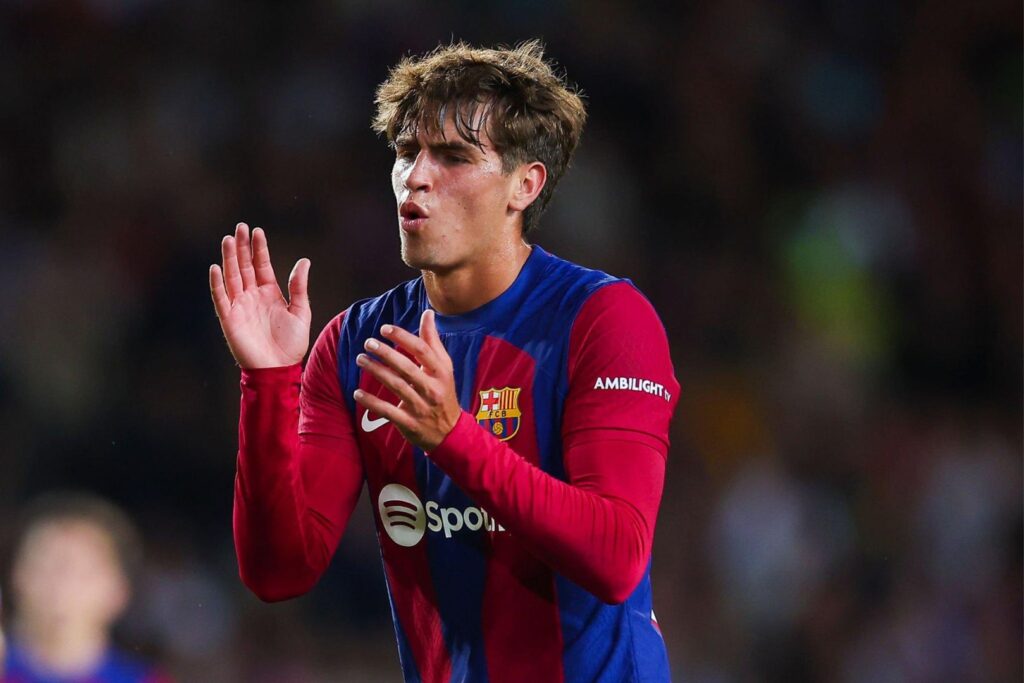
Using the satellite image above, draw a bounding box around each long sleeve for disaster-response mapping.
[428,283,680,604]
[233,313,364,601]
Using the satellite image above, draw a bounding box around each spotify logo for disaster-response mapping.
[378,484,427,547]
[377,483,507,547]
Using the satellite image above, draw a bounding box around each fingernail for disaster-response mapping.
[365,339,379,351]
[354,389,363,399]
[381,325,393,335]
[356,353,367,365]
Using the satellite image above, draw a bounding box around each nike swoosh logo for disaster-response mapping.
[361,410,390,433]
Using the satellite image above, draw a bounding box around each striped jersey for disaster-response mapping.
[234,246,680,682]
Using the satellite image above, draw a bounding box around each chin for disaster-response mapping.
[401,239,450,272]
[400,243,437,271]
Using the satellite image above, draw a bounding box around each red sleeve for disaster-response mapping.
[427,283,679,604]
[233,312,364,602]
[563,282,679,451]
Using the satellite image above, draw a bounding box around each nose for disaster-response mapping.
[403,150,433,193]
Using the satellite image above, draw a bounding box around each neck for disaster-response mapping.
[423,239,533,315]
[15,618,108,676]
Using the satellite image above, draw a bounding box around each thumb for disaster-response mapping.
[287,258,312,319]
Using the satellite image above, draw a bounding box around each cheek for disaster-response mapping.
[453,172,506,214]
[392,163,409,197]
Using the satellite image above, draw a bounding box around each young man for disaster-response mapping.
[2,494,170,683]
[211,41,679,682]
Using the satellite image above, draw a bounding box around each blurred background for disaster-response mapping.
[0,0,1020,681]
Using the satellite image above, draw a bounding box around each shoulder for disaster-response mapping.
[536,250,664,334]
[573,281,666,333]
[326,277,423,403]
[344,277,423,334]
[568,281,672,369]
[319,278,423,361]
[535,249,622,305]
[508,248,625,337]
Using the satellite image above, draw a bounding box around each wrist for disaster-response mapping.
[240,363,303,387]
[426,411,475,458]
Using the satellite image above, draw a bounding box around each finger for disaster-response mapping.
[209,264,231,319]
[251,227,277,287]
[364,337,430,392]
[221,235,244,300]
[354,389,416,432]
[421,309,448,361]
[356,353,426,412]
[287,258,312,320]
[381,324,440,374]
[235,223,257,290]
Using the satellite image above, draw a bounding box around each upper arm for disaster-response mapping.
[563,282,680,453]
[301,312,355,441]
[299,312,365,524]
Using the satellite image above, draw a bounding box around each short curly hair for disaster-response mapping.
[373,40,587,236]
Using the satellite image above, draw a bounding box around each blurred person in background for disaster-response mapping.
[211,41,679,682]
[1,494,170,683]
[0,590,5,666]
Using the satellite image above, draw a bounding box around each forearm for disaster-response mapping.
[234,365,360,601]
[428,413,665,604]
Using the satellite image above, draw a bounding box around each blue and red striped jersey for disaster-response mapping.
[234,246,680,682]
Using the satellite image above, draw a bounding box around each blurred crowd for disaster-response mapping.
[0,0,1020,681]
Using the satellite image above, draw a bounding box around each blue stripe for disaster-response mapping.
[339,248,673,682]
[418,331,490,683]
[386,576,423,683]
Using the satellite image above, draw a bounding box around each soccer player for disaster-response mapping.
[2,494,170,683]
[211,41,679,682]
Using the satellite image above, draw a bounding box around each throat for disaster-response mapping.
[423,242,532,315]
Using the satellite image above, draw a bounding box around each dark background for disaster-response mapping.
[0,1,1020,681]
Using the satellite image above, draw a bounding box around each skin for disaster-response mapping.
[11,521,130,676]
[211,112,546,450]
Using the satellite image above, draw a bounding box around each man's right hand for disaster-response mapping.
[210,222,312,369]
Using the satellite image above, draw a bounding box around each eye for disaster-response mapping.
[396,147,417,161]
[445,154,467,164]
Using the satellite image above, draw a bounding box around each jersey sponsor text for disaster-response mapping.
[593,375,671,401]
[378,483,506,547]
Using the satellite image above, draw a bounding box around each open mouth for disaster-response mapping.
[400,202,428,220]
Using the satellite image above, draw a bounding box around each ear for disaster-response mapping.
[508,161,547,213]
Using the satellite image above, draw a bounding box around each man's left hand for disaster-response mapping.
[353,309,462,451]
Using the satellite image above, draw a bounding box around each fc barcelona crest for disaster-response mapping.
[475,387,522,441]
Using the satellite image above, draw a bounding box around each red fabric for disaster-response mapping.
[234,281,679,606]
[563,282,679,449]
[428,414,666,604]
[233,313,363,601]
[235,312,453,679]
[428,282,679,604]
[474,336,565,683]
[356,372,452,683]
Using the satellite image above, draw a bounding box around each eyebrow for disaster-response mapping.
[394,138,481,155]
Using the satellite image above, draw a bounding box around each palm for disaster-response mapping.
[210,224,312,369]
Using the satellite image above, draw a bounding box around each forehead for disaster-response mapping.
[396,101,496,150]
[19,519,119,564]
